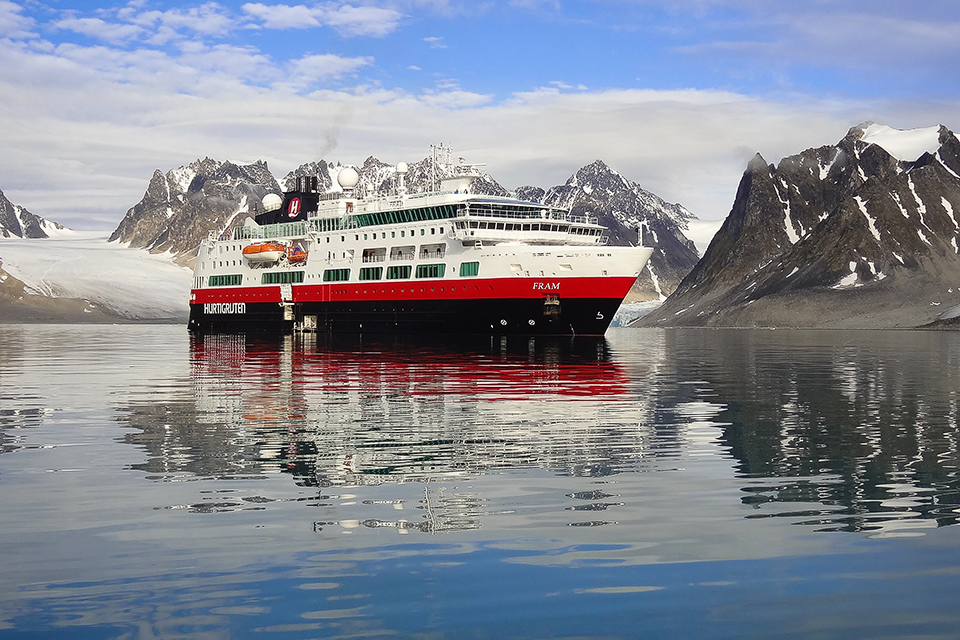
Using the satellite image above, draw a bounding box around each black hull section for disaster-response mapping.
[188,298,624,336]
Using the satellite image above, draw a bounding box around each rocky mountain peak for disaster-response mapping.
[110,157,280,266]
[746,153,770,174]
[513,185,545,203]
[640,123,960,329]
[0,188,66,239]
[533,160,701,300]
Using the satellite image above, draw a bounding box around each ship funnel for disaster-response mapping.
[295,175,319,192]
[396,162,408,195]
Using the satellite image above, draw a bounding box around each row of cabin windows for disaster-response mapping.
[323,269,350,282]
[387,265,411,280]
[457,220,602,236]
[251,206,456,238]
[327,226,445,244]
[465,221,574,233]
[359,267,382,281]
[209,274,243,286]
[415,264,445,279]
[209,262,480,287]
[354,204,458,227]
[262,271,305,284]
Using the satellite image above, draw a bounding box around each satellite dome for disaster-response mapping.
[396,162,408,174]
[261,193,282,212]
[337,167,360,190]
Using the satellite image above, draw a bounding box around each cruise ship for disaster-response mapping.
[188,148,654,335]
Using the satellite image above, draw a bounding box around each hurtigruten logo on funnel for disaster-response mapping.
[288,198,301,219]
[204,303,246,314]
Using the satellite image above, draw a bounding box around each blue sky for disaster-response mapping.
[1,0,959,228]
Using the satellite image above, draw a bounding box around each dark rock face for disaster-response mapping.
[538,161,700,300]
[514,186,546,203]
[640,123,960,328]
[0,189,65,238]
[110,158,280,266]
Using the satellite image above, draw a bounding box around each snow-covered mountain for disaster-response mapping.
[0,189,67,238]
[534,160,700,300]
[109,158,280,266]
[640,123,960,328]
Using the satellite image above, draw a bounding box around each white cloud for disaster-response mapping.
[148,3,235,37]
[423,35,446,48]
[322,4,402,37]
[668,3,960,78]
[241,3,321,29]
[52,2,237,48]
[287,52,374,84]
[0,0,36,39]
[54,17,144,45]
[242,2,403,37]
[420,87,493,108]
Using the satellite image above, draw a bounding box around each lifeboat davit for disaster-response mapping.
[242,242,285,263]
[286,246,308,264]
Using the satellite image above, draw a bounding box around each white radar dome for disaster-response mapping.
[337,167,360,190]
[261,193,282,212]
[396,162,408,174]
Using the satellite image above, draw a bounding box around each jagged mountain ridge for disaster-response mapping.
[116,153,699,299]
[0,189,65,238]
[640,123,960,328]
[282,154,511,198]
[109,158,280,266]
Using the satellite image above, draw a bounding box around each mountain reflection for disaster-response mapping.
[661,329,960,534]
[0,326,51,455]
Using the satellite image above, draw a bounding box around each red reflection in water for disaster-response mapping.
[190,334,631,402]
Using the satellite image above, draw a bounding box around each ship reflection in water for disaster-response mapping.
[117,329,960,538]
[125,332,666,534]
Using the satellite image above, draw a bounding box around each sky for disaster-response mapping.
[1,0,959,230]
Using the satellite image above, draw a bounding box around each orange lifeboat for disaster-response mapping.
[242,242,285,264]
[286,245,308,264]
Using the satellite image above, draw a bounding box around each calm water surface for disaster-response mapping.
[1,325,960,639]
